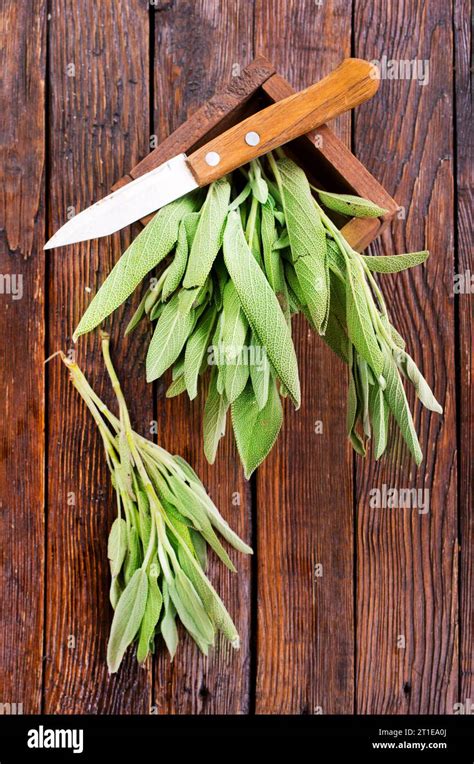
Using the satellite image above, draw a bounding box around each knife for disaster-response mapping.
[44,58,378,250]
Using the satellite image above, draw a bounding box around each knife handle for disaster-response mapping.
[186,58,378,185]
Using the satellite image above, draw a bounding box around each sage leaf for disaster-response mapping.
[203,368,229,464]
[166,374,187,398]
[249,161,268,203]
[172,569,215,645]
[357,355,372,438]
[221,280,248,362]
[346,261,384,376]
[110,577,123,610]
[107,517,128,578]
[228,182,251,211]
[161,580,179,660]
[370,385,389,459]
[107,567,148,673]
[74,194,198,340]
[347,348,366,456]
[397,350,443,413]
[249,339,270,410]
[182,479,252,555]
[183,178,231,288]
[316,189,388,218]
[124,289,148,336]
[223,210,300,407]
[382,353,423,464]
[225,359,250,404]
[362,250,429,273]
[184,305,216,400]
[161,213,200,301]
[167,474,237,571]
[231,377,283,479]
[136,570,163,664]
[177,547,240,646]
[124,525,142,585]
[190,529,207,569]
[146,292,196,382]
[276,158,329,333]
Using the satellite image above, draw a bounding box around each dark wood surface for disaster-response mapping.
[0,0,470,715]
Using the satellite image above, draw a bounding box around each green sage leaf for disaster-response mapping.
[316,189,388,218]
[223,210,300,407]
[276,158,329,333]
[382,352,423,464]
[161,213,200,301]
[362,250,429,273]
[136,570,163,664]
[231,376,283,479]
[203,368,229,464]
[346,261,384,376]
[396,350,443,413]
[107,517,128,578]
[107,567,148,673]
[183,178,231,288]
[161,580,179,660]
[146,292,196,382]
[184,305,216,400]
[369,384,389,459]
[74,194,199,340]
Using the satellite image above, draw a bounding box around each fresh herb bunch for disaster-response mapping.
[60,333,252,673]
[74,152,442,476]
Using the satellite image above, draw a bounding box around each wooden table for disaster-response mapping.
[1,0,471,715]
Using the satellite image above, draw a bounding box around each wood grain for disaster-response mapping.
[0,0,467,717]
[151,0,254,714]
[455,0,473,706]
[353,0,458,713]
[0,0,46,714]
[254,0,354,714]
[44,0,152,712]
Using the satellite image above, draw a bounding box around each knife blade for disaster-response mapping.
[44,58,379,249]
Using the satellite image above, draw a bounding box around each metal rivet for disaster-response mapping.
[245,131,260,147]
[205,151,221,167]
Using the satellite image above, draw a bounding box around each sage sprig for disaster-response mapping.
[60,333,251,672]
[74,153,441,474]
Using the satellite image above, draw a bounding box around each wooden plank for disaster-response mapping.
[455,0,473,706]
[0,1,46,714]
[353,1,458,713]
[254,0,354,714]
[45,0,152,712]
[152,0,254,714]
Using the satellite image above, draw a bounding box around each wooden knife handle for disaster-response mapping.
[187,58,379,185]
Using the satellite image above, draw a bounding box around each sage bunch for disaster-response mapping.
[73,152,441,475]
[60,333,251,672]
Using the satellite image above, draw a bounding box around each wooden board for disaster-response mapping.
[353,0,458,713]
[0,0,469,716]
[254,0,354,715]
[150,0,255,714]
[44,0,152,713]
[0,0,46,714]
[455,0,473,707]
